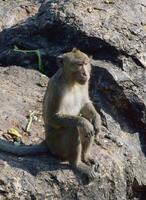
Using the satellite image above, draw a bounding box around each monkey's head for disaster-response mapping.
[58,48,91,85]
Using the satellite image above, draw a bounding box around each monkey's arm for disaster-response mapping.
[80,102,101,133]
[48,113,91,129]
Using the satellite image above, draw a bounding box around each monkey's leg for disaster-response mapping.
[79,128,95,166]
[80,102,101,136]
[46,127,97,180]
[45,127,72,160]
[68,128,98,180]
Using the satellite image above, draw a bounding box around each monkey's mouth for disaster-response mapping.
[78,76,88,84]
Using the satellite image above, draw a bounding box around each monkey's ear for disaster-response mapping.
[72,47,78,52]
[88,54,93,59]
[89,55,93,62]
[57,55,64,67]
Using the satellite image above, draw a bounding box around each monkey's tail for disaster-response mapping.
[0,139,49,156]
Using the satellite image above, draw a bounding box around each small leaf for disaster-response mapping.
[7,128,22,138]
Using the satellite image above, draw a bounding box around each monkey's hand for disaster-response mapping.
[80,118,94,137]
[92,114,101,135]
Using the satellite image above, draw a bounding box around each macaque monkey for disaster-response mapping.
[0,48,101,180]
[43,48,101,179]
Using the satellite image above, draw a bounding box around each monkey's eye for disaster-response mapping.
[77,64,83,69]
[72,64,82,71]
[77,63,82,66]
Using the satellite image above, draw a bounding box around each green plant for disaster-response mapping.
[14,45,44,72]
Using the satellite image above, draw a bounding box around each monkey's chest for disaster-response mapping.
[60,91,86,116]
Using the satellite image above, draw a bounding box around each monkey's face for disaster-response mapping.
[62,49,91,85]
[71,61,91,85]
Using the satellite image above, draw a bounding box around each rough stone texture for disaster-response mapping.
[0,0,146,199]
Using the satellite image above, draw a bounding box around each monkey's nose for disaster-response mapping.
[82,71,86,77]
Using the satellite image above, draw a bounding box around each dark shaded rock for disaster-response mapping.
[0,0,146,199]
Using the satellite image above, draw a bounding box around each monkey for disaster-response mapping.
[0,48,101,180]
[43,48,101,179]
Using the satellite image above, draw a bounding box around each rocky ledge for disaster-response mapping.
[0,0,146,199]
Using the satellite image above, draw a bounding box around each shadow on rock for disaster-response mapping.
[0,1,123,77]
[90,64,146,156]
[0,150,93,185]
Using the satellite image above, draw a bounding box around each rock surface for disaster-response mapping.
[0,0,146,199]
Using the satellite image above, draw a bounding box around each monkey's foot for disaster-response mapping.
[71,161,99,183]
[82,162,99,181]
[82,156,96,166]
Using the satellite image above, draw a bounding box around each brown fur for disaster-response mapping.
[43,48,101,179]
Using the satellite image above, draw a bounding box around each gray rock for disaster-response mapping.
[0,0,146,199]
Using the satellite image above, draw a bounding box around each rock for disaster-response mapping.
[0,0,146,199]
[0,0,39,29]
[137,52,146,68]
